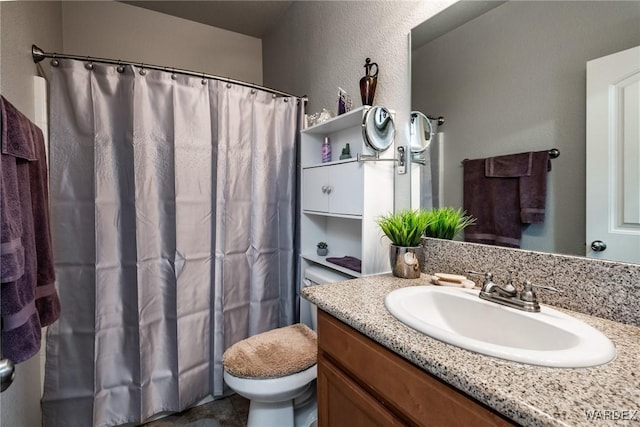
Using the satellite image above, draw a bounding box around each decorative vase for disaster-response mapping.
[317,248,328,256]
[359,58,379,106]
[389,245,424,279]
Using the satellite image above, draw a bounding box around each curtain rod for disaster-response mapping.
[32,45,308,102]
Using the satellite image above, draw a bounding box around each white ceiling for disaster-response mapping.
[123,1,294,38]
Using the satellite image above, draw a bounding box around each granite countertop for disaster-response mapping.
[301,273,640,427]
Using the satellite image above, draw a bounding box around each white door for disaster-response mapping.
[328,162,364,216]
[302,167,329,213]
[586,45,640,262]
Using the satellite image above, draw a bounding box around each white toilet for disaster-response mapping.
[223,266,351,427]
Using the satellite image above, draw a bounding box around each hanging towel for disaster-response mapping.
[520,151,551,223]
[485,151,532,177]
[1,96,60,363]
[463,150,551,248]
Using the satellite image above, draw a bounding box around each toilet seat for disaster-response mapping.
[223,323,317,378]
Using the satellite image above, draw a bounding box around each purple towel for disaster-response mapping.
[326,256,361,273]
[1,96,60,363]
[520,151,551,223]
[463,158,522,247]
[463,150,551,248]
[485,152,532,177]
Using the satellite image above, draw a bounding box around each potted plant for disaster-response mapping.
[316,241,328,256]
[423,207,476,240]
[376,209,431,279]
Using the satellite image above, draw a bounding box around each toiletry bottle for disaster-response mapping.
[322,137,332,163]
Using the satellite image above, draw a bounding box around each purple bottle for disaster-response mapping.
[322,137,332,163]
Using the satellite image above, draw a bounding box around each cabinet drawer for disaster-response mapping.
[318,310,515,427]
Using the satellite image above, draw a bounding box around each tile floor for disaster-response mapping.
[143,394,249,427]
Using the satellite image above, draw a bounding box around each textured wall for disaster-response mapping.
[0,1,62,115]
[412,1,640,256]
[262,1,456,209]
[0,3,63,425]
[62,1,263,84]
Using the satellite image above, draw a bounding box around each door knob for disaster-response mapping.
[0,358,15,392]
[590,240,607,252]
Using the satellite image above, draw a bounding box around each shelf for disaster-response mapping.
[302,254,362,277]
[303,210,362,220]
[302,106,370,135]
[299,104,394,282]
[303,158,358,169]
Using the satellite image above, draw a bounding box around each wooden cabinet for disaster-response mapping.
[299,106,394,278]
[317,310,515,427]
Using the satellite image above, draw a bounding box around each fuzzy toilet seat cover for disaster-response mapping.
[222,323,317,379]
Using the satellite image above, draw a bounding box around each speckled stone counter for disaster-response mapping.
[302,274,640,427]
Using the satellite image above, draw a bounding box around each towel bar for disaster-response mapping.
[461,149,560,165]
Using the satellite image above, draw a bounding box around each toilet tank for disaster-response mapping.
[302,266,352,330]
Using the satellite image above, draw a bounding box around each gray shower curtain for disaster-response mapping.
[41,60,300,427]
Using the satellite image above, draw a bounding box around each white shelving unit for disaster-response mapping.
[300,106,394,280]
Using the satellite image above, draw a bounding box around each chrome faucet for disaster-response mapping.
[468,271,559,313]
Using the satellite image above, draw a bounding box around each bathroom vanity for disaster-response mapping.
[303,274,640,426]
[317,309,512,426]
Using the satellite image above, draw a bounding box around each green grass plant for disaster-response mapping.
[423,207,476,240]
[376,209,431,247]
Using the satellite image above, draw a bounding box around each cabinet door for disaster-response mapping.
[318,353,404,427]
[303,167,329,213]
[328,162,363,216]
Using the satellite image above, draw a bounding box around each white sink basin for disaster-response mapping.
[385,286,616,368]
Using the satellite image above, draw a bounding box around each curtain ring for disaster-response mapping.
[50,58,60,67]
[139,67,147,76]
[272,94,277,98]
[171,68,177,80]
[116,61,125,74]
[85,62,94,71]
[226,83,232,89]
[201,73,207,85]
[283,98,289,103]
[251,89,256,95]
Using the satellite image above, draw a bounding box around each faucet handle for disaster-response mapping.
[520,280,560,302]
[467,270,493,285]
[526,281,560,292]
